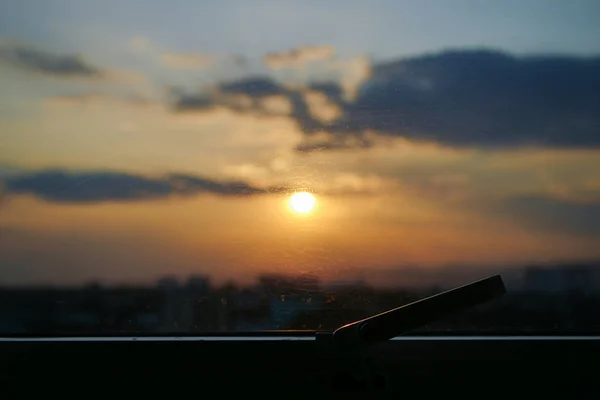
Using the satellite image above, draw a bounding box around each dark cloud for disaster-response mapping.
[2,169,381,202]
[167,174,264,196]
[308,82,346,107]
[286,91,327,133]
[218,77,285,97]
[169,76,347,137]
[0,42,101,77]
[294,134,373,153]
[294,141,355,153]
[3,170,266,203]
[170,49,600,151]
[173,93,214,112]
[169,77,288,113]
[496,195,600,236]
[338,50,600,148]
[166,87,215,112]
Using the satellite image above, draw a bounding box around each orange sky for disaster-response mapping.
[2,31,600,287]
[2,186,600,286]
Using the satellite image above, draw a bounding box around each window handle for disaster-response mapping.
[317,275,506,349]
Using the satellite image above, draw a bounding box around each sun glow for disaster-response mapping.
[289,192,316,214]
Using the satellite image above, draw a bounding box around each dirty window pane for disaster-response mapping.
[1,1,600,335]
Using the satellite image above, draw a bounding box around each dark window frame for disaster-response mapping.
[2,335,599,394]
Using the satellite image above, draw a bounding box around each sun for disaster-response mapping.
[289,192,316,214]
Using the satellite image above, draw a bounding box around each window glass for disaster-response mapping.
[1,1,600,334]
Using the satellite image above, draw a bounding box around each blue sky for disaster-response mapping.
[1,0,599,63]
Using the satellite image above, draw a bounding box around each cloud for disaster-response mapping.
[168,76,349,138]
[495,195,600,236]
[263,45,371,100]
[258,95,293,115]
[169,77,292,113]
[128,36,238,72]
[161,52,215,69]
[171,92,215,112]
[325,54,372,100]
[9,41,596,153]
[3,170,267,203]
[263,45,334,69]
[172,49,600,152]
[302,89,343,123]
[0,41,101,78]
[45,93,155,108]
[0,39,150,91]
[336,49,600,148]
[219,77,286,97]
[294,132,374,153]
[1,167,393,203]
[307,82,346,106]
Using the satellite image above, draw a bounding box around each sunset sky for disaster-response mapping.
[1,0,600,286]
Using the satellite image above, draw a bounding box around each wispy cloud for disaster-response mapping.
[3,170,267,203]
[1,167,395,203]
[167,76,350,139]
[263,45,335,69]
[45,93,155,108]
[0,40,101,78]
[263,45,371,99]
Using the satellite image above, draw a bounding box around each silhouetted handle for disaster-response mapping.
[332,275,506,348]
